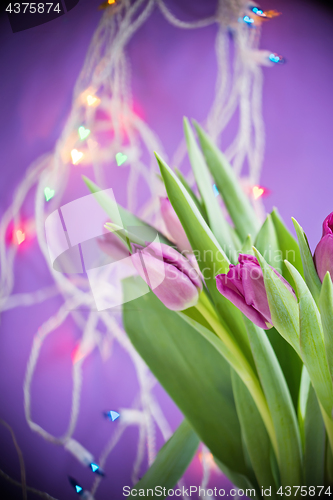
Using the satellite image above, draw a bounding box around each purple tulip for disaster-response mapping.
[98,232,130,261]
[216,254,296,330]
[131,241,202,311]
[160,197,192,253]
[314,211,333,282]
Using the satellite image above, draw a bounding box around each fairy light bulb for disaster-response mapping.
[78,126,91,141]
[44,187,55,202]
[104,410,120,421]
[252,185,266,199]
[268,53,285,64]
[89,462,105,476]
[250,6,266,17]
[71,149,84,165]
[15,229,25,245]
[264,10,281,19]
[243,15,254,25]
[108,0,116,4]
[86,95,100,107]
[68,476,84,495]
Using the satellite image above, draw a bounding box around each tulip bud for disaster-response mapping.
[131,241,202,311]
[97,232,130,261]
[314,211,333,282]
[160,197,192,253]
[216,254,296,330]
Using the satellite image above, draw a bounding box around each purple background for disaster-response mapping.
[0,0,333,498]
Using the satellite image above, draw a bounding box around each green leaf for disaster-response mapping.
[174,168,207,221]
[214,458,259,498]
[285,261,333,419]
[270,209,303,284]
[253,248,300,355]
[319,272,333,381]
[231,371,277,496]
[267,327,303,410]
[122,276,247,475]
[298,367,326,486]
[241,234,254,255]
[193,121,260,241]
[179,307,279,468]
[82,176,171,245]
[184,118,236,262]
[230,227,242,252]
[131,419,199,498]
[255,214,282,273]
[244,318,302,487]
[292,218,321,302]
[156,152,254,371]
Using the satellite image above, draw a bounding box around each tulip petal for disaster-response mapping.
[216,274,270,330]
[314,234,333,283]
[160,197,192,253]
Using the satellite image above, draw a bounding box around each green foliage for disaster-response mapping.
[319,273,333,382]
[184,118,236,262]
[270,209,303,283]
[131,419,199,498]
[122,277,247,476]
[156,152,255,371]
[286,262,333,418]
[193,121,260,241]
[254,248,300,355]
[244,318,302,487]
[292,217,321,302]
[86,122,333,490]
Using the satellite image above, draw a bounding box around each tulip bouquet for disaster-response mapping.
[84,119,333,497]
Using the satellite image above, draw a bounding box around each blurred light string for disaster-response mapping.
[0,0,280,497]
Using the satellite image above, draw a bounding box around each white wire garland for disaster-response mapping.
[0,0,279,497]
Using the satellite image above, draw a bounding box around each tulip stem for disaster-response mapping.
[195,298,278,458]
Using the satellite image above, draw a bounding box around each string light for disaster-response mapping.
[242,15,254,25]
[68,476,84,495]
[44,187,55,202]
[78,126,91,141]
[268,52,285,64]
[15,229,25,245]
[250,6,266,18]
[252,185,269,199]
[89,462,105,476]
[212,184,219,197]
[71,149,84,165]
[198,450,216,468]
[104,410,120,421]
[115,152,127,166]
[86,94,100,107]
[99,0,117,8]
[264,10,281,19]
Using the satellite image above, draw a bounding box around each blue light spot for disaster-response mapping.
[104,410,120,421]
[75,485,83,494]
[243,15,254,24]
[252,7,258,13]
[269,53,285,64]
[213,184,219,197]
[90,463,99,472]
